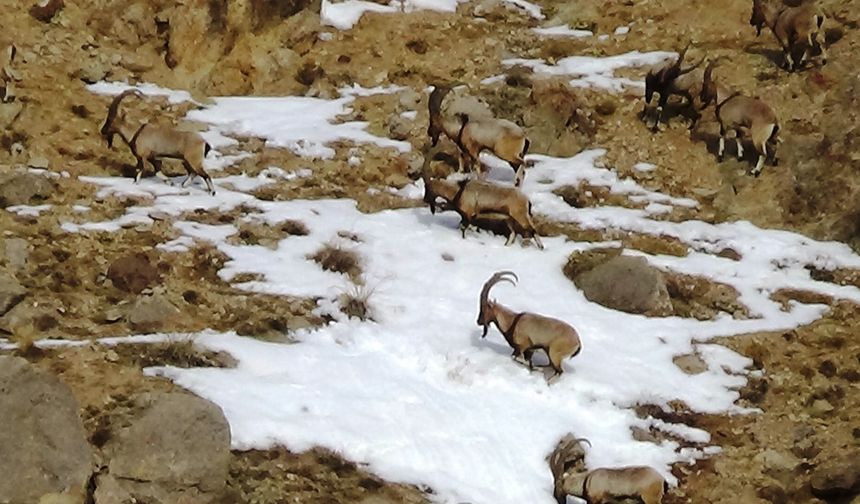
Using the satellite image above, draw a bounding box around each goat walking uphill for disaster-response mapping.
[750,0,827,71]
[477,271,581,382]
[700,63,780,177]
[428,85,531,186]
[101,90,216,195]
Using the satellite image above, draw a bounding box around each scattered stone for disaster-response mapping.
[810,453,860,498]
[0,98,22,127]
[126,291,181,331]
[1,237,29,271]
[106,252,160,294]
[754,449,798,486]
[573,255,673,316]
[810,398,834,417]
[673,353,708,374]
[30,0,65,22]
[0,268,25,316]
[0,169,55,207]
[27,155,49,169]
[388,114,412,141]
[757,484,788,504]
[72,58,109,84]
[95,393,231,504]
[0,356,92,503]
[398,88,421,110]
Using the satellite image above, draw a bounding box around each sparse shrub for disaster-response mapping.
[309,243,362,282]
[339,285,374,321]
[282,220,310,236]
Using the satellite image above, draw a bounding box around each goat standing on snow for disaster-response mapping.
[100,89,216,195]
[477,271,581,381]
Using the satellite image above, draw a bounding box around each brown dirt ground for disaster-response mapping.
[2,0,860,502]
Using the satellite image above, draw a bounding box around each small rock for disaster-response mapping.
[127,292,180,331]
[27,155,49,169]
[103,308,123,323]
[574,255,673,316]
[9,142,24,156]
[388,114,413,141]
[0,356,92,503]
[673,353,708,374]
[1,237,29,271]
[398,88,421,110]
[107,252,159,294]
[72,58,109,84]
[810,453,860,498]
[30,0,65,22]
[0,268,25,317]
[105,349,119,362]
[810,398,834,417]
[757,484,788,504]
[0,170,55,207]
[0,100,23,128]
[286,315,313,332]
[754,449,798,486]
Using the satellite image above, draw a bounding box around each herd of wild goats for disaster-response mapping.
[0,1,827,502]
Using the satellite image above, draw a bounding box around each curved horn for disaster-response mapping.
[101,89,142,137]
[480,270,518,306]
[573,437,592,449]
[478,271,518,335]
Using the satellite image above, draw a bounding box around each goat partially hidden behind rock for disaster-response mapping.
[100,89,216,195]
[477,271,581,381]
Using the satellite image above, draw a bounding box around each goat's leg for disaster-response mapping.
[753,141,767,177]
[735,138,744,160]
[134,156,146,183]
[150,158,173,185]
[717,132,726,162]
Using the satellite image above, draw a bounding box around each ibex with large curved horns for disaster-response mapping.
[643,43,706,130]
[100,89,216,195]
[477,271,581,381]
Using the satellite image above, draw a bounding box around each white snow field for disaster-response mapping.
[320,0,542,30]
[70,81,860,503]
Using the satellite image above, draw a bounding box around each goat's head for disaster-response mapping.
[750,0,767,36]
[477,271,517,336]
[100,89,141,148]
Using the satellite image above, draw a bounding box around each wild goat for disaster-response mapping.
[563,466,668,504]
[100,89,216,195]
[477,271,581,381]
[643,44,705,130]
[422,163,543,249]
[750,0,827,71]
[700,64,780,177]
[428,85,531,186]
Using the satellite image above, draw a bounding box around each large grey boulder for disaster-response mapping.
[95,393,231,504]
[0,356,93,504]
[574,255,673,316]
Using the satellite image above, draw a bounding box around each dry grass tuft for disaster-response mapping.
[339,285,374,321]
[309,243,363,282]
